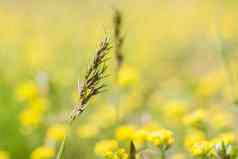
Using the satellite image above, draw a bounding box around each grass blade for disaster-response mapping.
[55,134,67,159]
[130,141,136,159]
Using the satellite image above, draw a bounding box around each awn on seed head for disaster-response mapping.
[70,37,112,122]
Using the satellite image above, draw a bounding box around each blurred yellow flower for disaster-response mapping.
[190,140,212,157]
[162,101,187,122]
[0,150,10,159]
[99,148,128,159]
[16,81,38,101]
[147,129,174,150]
[94,139,118,157]
[77,124,99,139]
[115,125,135,141]
[19,108,42,127]
[183,109,207,128]
[184,129,206,149]
[31,146,55,159]
[212,132,235,145]
[30,97,48,113]
[117,66,139,87]
[112,148,128,159]
[47,124,66,141]
[196,71,224,98]
[209,109,234,130]
[133,129,149,148]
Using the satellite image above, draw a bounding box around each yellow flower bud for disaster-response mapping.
[190,140,212,157]
[147,129,174,150]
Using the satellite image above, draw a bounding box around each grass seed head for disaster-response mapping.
[70,37,112,122]
[113,9,124,72]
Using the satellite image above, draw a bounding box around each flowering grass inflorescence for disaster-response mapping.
[70,37,112,122]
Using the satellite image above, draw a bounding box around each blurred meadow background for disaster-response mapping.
[1,0,238,159]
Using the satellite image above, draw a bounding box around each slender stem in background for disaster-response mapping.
[113,9,124,73]
[160,149,165,159]
[114,84,121,121]
[55,121,72,159]
[56,133,67,159]
[113,9,124,121]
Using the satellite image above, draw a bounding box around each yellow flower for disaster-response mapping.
[184,129,206,150]
[212,132,235,145]
[19,108,42,127]
[183,109,207,128]
[102,148,128,159]
[147,129,174,150]
[30,97,48,113]
[95,139,119,157]
[196,71,224,98]
[31,146,55,159]
[77,124,99,139]
[212,134,235,159]
[208,109,234,130]
[162,101,187,122]
[0,150,10,159]
[117,66,139,87]
[16,81,38,101]
[220,132,235,144]
[115,125,135,141]
[111,148,128,159]
[133,129,149,148]
[47,124,66,141]
[191,140,212,157]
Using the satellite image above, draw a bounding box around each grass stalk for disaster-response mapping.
[55,37,111,159]
[113,9,124,121]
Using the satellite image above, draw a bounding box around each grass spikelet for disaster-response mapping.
[70,37,112,122]
[113,9,124,72]
[113,9,125,121]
